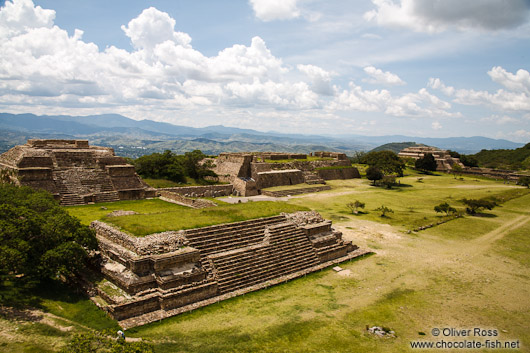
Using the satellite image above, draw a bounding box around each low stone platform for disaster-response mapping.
[90,211,365,327]
[261,185,332,197]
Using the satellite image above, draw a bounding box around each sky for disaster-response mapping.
[0,0,530,142]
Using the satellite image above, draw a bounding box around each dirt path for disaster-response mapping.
[471,214,530,246]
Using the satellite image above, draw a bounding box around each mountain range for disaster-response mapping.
[0,113,524,157]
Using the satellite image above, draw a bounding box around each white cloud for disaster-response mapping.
[249,0,300,22]
[481,115,519,125]
[364,0,530,33]
[363,66,405,86]
[488,66,530,94]
[328,82,457,118]
[297,64,334,95]
[430,68,530,112]
[121,7,192,50]
[432,121,442,130]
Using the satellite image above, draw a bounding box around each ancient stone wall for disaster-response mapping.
[316,167,361,180]
[256,169,305,189]
[159,190,217,209]
[159,184,233,197]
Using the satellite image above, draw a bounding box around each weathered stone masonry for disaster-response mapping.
[91,211,365,327]
[0,139,156,205]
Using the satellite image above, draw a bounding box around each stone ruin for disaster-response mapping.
[0,139,156,205]
[398,146,464,172]
[90,211,368,328]
[210,152,360,196]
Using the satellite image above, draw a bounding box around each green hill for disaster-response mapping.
[473,143,530,170]
[370,141,422,154]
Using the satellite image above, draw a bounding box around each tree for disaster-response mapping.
[366,166,383,186]
[460,154,479,168]
[451,164,463,179]
[375,205,394,217]
[347,200,365,214]
[462,198,496,215]
[518,176,530,188]
[0,184,97,285]
[415,153,437,172]
[434,202,457,215]
[361,151,405,177]
[182,150,217,179]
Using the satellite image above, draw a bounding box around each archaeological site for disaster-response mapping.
[0,139,156,205]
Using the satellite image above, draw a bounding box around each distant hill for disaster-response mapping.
[0,112,524,157]
[472,143,530,170]
[370,142,422,154]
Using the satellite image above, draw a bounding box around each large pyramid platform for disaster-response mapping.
[0,139,156,205]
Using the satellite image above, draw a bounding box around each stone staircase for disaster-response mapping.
[60,193,84,206]
[208,222,320,294]
[184,215,286,257]
[303,171,326,185]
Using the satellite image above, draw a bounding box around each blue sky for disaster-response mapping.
[1,0,530,142]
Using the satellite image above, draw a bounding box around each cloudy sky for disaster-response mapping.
[1,0,530,141]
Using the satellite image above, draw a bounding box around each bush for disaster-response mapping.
[415,153,437,172]
[347,200,365,214]
[375,205,394,217]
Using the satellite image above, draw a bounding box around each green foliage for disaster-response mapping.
[471,143,530,170]
[60,330,154,353]
[361,150,405,176]
[381,175,396,189]
[451,164,463,178]
[348,151,367,164]
[365,166,383,185]
[459,154,479,168]
[462,198,496,215]
[434,202,457,215]
[346,200,365,214]
[414,153,437,172]
[133,149,216,183]
[518,176,530,188]
[0,184,97,286]
[375,205,394,217]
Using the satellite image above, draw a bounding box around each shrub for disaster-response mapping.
[346,200,365,214]
[462,198,496,215]
[375,205,394,217]
[434,202,457,215]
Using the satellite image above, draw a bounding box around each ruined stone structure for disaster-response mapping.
[0,139,155,205]
[91,211,366,328]
[398,146,464,172]
[211,152,359,196]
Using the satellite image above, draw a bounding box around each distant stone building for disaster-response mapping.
[0,139,155,205]
[211,152,360,196]
[398,146,464,172]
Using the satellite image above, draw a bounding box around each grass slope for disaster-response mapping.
[2,172,530,352]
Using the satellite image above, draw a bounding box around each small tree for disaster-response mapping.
[451,164,463,179]
[347,200,365,214]
[415,153,437,172]
[375,205,394,217]
[434,202,457,216]
[518,176,530,188]
[462,198,496,215]
[366,166,383,186]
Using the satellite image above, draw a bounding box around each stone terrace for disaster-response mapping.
[0,139,155,205]
[91,211,365,327]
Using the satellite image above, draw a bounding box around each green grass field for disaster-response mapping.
[2,171,530,352]
[68,198,308,235]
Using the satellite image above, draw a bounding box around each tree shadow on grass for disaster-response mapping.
[471,212,498,218]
